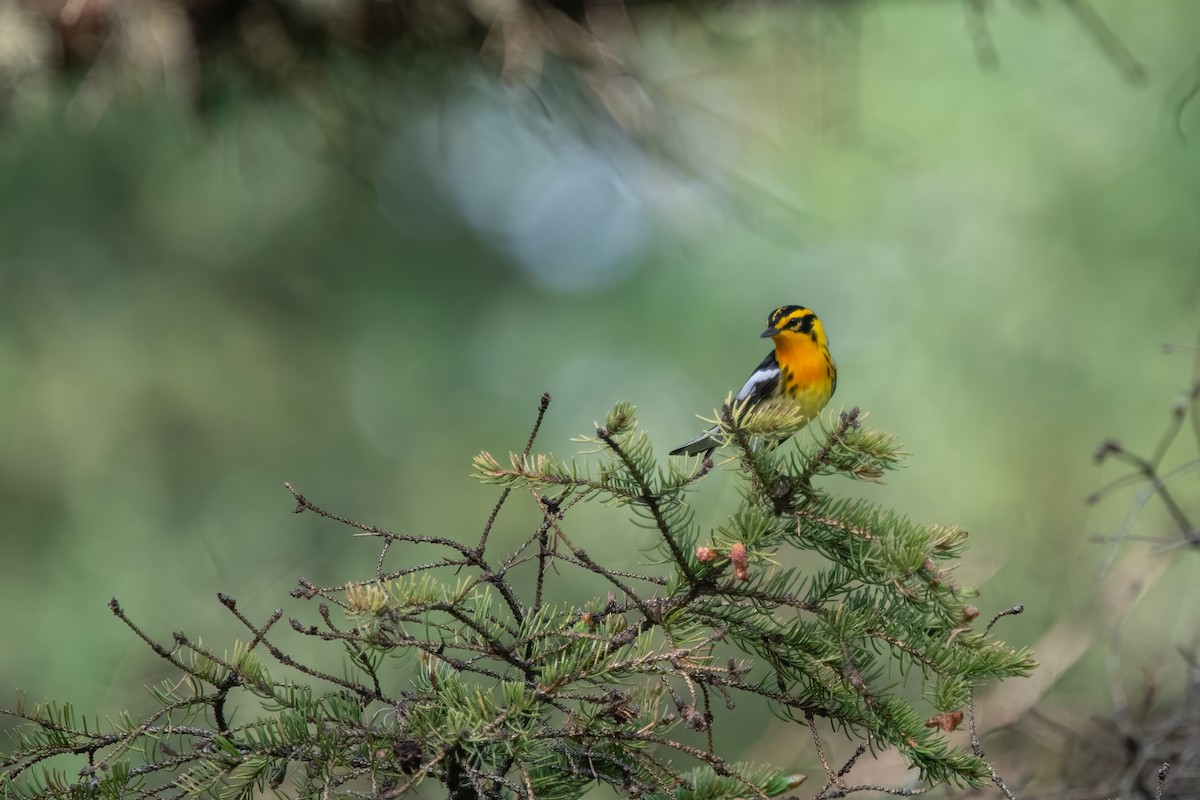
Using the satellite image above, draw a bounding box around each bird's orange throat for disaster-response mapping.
[773,334,830,385]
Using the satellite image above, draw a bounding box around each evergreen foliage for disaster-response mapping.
[1,395,1034,799]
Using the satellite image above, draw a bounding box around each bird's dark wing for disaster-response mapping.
[733,351,781,406]
[669,351,781,458]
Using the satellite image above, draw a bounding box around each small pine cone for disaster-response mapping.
[730,542,749,581]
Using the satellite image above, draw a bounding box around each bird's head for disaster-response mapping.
[761,305,828,347]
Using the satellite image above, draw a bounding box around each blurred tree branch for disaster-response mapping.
[955,340,1200,800]
[0,0,1145,131]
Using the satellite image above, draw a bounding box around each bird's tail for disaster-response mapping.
[668,428,720,458]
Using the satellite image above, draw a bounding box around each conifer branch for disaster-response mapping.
[106,598,191,673]
[796,408,861,492]
[478,392,553,557]
[595,425,698,584]
[3,395,1035,800]
[722,400,777,503]
[286,483,478,559]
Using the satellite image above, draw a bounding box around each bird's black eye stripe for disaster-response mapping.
[769,305,805,329]
[788,312,815,333]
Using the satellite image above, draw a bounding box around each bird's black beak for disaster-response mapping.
[760,327,780,338]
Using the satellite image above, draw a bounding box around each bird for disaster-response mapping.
[669,305,837,458]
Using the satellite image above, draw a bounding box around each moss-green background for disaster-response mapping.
[1,0,1197,778]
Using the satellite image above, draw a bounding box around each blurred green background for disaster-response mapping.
[1,0,1198,779]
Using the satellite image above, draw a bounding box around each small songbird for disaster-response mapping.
[670,305,837,458]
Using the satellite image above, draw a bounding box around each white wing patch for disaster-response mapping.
[735,364,781,404]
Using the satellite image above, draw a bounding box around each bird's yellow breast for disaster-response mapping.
[773,333,836,418]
